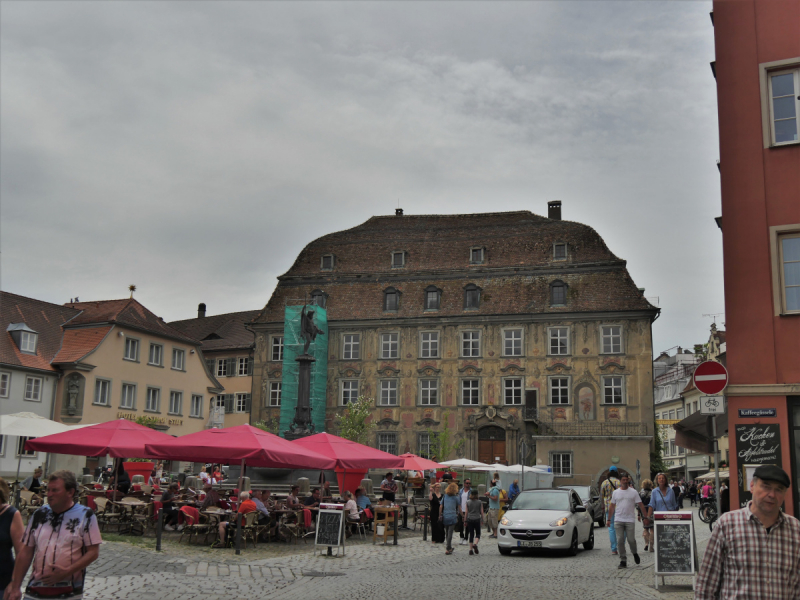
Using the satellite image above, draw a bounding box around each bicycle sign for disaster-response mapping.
[700,396,725,414]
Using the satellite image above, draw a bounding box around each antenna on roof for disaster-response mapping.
[702,312,724,325]
[129,284,137,298]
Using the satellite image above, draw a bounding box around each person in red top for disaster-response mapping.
[212,492,256,548]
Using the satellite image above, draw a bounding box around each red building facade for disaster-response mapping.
[713,0,800,514]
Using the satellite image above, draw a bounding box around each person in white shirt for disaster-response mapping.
[608,474,647,569]
[458,479,473,545]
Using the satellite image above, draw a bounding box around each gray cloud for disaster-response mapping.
[0,1,721,352]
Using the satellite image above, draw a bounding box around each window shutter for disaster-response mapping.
[224,394,234,413]
[247,357,254,376]
[205,358,215,373]
[226,358,236,377]
[244,394,252,412]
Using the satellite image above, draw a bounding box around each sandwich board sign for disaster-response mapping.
[315,503,345,556]
[654,511,698,589]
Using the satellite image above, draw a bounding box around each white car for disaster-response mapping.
[497,489,594,556]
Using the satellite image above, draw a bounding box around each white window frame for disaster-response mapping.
[548,376,571,405]
[760,59,800,148]
[24,376,42,402]
[235,393,248,413]
[548,326,570,356]
[145,387,161,413]
[342,334,360,360]
[269,382,282,407]
[419,379,438,406]
[461,330,481,358]
[461,379,480,406]
[124,337,140,362]
[601,325,623,354]
[767,67,800,146]
[550,451,573,477]
[238,357,251,376]
[148,343,163,366]
[380,332,399,359]
[20,331,38,354]
[340,379,359,406]
[190,394,203,418]
[602,375,625,405]
[17,436,36,458]
[216,359,228,377]
[120,383,136,409]
[271,336,284,362]
[379,379,398,406]
[391,251,406,268]
[169,391,183,415]
[503,378,523,405]
[171,348,185,371]
[770,226,800,315]
[420,331,440,359]
[94,378,111,406]
[502,328,523,357]
[377,432,397,455]
[0,372,10,398]
[419,432,436,459]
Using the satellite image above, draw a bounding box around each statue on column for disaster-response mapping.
[300,305,324,355]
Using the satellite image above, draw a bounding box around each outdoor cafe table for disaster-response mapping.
[373,506,400,546]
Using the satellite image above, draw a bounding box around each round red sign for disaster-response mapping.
[693,361,729,395]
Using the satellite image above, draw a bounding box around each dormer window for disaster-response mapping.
[550,280,568,306]
[554,243,567,260]
[391,251,406,268]
[310,289,328,308]
[464,284,482,309]
[383,287,401,312]
[321,254,335,271]
[7,324,38,355]
[424,285,442,310]
[470,247,485,264]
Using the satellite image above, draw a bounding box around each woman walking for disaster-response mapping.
[440,482,461,555]
[638,479,654,551]
[465,489,484,556]
[429,483,445,544]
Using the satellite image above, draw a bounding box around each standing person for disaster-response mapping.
[648,473,679,524]
[457,478,472,545]
[600,466,622,555]
[156,462,164,482]
[465,490,484,556]
[638,479,654,552]
[429,483,445,544]
[1,477,24,600]
[160,483,182,531]
[508,479,521,502]
[689,480,698,506]
[487,480,501,539]
[702,480,712,501]
[5,471,102,600]
[608,474,646,569]
[320,481,332,501]
[440,482,460,555]
[696,465,800,599]
[380,473,397,503]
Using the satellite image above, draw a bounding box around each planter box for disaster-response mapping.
[123,461,155,482]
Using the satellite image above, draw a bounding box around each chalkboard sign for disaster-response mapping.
[654,514,695,576]
[315,509,344,548]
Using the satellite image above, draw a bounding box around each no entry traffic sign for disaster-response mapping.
[693,361,729,395]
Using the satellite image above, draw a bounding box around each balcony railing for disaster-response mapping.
[523,406,538,421]
[534,421,649,437]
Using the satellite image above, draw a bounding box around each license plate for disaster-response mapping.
[517,540,542,547]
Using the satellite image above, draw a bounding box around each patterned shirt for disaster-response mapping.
[600,477,620,511]
[695,502,800,599]
[22,503,102,598]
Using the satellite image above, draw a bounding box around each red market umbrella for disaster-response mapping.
[25,418,174,458]
[292,432,404,470]
[144,424,337,470]
[398,453,446,471]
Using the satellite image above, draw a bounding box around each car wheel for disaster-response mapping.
[567,529,579,556]
[499,546,512,556]
[583,525,595,550]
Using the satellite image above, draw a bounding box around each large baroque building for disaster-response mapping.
[251,206,659,486]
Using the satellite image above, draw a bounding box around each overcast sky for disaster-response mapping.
[1,1,722,354]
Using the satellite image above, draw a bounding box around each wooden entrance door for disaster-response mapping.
[478,425,506,464]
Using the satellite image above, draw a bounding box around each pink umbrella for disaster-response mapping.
[26,418,173,458]
[398,453,446,471]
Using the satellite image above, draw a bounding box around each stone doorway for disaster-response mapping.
[478,425,506,464]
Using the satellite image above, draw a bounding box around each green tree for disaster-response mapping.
[335,395,375,445]
[135,415,160,429]
[651,418,668,478]
[252,418,280,435]
[426,413,464,462]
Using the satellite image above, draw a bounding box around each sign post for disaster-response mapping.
[653,511,697,590]
[694,362,728,518]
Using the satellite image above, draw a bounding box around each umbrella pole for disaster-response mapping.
[14,453,22,507]
[235,459,245,556]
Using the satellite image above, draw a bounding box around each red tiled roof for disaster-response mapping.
[65,298,199,345]
[51,326,113,364]
[169,310,260,352]
[0,291,80,372]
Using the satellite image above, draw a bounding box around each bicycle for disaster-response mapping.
[698,498,718,524]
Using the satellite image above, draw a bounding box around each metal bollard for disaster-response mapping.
[235,513,242,555]
[156,509,163,552]
[423,507,428,541]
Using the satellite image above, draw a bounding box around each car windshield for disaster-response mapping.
[560,486,590,501]
[511,492,570,511]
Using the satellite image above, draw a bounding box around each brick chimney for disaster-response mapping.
[198,303,206,318]
[548,201,562,220]
[396,208,404,216]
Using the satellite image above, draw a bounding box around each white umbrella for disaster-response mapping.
[470,463,511,472]
[439,458,490,469]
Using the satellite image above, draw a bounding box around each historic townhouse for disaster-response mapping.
[251,206,659,487]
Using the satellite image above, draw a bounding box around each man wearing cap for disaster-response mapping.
[696,465,800,599]
[600,466,622,554]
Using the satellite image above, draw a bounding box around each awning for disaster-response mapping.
[673,411,728,455]
[696,470,729,480]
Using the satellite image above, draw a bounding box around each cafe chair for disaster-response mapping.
[94,497,124,532]
[241,512,259,549]
[352,511,369,540]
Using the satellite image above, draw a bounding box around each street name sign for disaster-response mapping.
[693,361,729,395]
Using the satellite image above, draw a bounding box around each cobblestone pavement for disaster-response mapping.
[82,508,713,600]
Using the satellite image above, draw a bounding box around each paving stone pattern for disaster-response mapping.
[83,509,713,600]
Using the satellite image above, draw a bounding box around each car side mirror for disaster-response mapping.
[574,505,587,512]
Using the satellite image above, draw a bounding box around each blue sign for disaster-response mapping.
[738,408,776,418]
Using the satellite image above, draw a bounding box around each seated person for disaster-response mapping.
[355,487,371,510]
[343,490,360,536]
[161,483,182,531]
[213,491,256,547]
[320,481,332,501]
[198,466,210,484]
[147,469,159,487]
[212,466,223,482]
[380,472,397,502]
[285,485,303,510]
[252,490,271,523]
[22,468,44,503]
[200,482,222,510]
[261,489,274,509]
[304,488,321,508]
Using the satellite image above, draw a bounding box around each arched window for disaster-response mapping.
[383,287,401,312]
[550,280,567,306]
[463,284,482,309]
[310,289,328,308]
[424,285,442,310]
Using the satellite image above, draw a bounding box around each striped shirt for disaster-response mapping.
[695,502,800,599]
